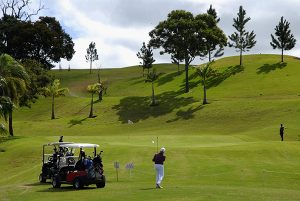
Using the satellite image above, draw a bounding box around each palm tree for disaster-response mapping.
[0,96,13,135]
[146,69,159,106]
[41,79,69,120]
[195,62,216,105]
[0,123,6,134]
[0,54,29,136]
[0,96,13,121]
[87,83,102,118]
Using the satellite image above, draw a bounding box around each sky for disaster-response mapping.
[33,0,300,69]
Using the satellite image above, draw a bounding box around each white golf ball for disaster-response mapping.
[152,141,154,143]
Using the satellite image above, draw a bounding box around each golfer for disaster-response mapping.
[280,124,285,141]
[152,147,166,189]
[59,136,64,142]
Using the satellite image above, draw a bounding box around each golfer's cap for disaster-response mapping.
[160,147,166,153]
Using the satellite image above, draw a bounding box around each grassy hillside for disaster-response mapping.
[11,54,300,139]
[1,54,300,201]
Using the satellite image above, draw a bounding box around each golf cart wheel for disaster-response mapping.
[73,178,83,189]
[96,175,106,188]
[52,175,61,188]
[39,173,46,183]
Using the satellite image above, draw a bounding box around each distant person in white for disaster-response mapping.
[152,147,166,189]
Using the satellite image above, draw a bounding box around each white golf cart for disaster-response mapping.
[39,142,74,183]
[51,143,105,189]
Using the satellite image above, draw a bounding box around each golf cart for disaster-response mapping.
[51,143,105,189]
[39,142,74,183]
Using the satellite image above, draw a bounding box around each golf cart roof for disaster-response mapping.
[43,142,74,146]
[60,143,99,148]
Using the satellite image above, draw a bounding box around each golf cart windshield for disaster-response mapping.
[60,143,99,148]
[57,143,100,168]
[42,142,74,165]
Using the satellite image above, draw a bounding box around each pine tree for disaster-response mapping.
[207,4,220,23]
[145,68,159,106]
[137,42,155,76]
[228,6,256,66]
[270,16,296,62]
[85,42,99,74]
[205,5,227,62]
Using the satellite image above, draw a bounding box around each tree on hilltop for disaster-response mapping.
[270,16,296,63]
[137,42,155,76]
[0,0,44,21]
[149,10,207,93]
[207,5,220,23]
[0,16,75,70]
[85,42,99,74]
[228,6,256,66]
[205,5,227,62]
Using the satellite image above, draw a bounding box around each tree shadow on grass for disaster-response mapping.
[140,187,156,190]
[36,186,96,192]
[157,71,181,87]
[0,136,22,152]
[25,182,50,186]
[68,117,88,127]
[207,65,245,88]
[257,62,287,74]
[129,76,145,85]
[166,105,204,123]
[182,65,244,91]
[0,136,22,145]
[178,71,201,91]
[112,90,197,123]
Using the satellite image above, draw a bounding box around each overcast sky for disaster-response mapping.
[35,0,300,69]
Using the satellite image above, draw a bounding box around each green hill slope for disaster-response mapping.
[10,54,300,140]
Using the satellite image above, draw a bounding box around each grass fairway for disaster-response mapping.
[1,54,300,200]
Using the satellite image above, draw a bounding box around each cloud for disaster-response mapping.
[38,0,300,69]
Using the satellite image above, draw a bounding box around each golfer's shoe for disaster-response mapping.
[156,184,163,189]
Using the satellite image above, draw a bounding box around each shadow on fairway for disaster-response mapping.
[0,136,22,143]
[157,71,182,87]
[68,117,88,127]
[140,187,156,190]
[206,65,245,88]
[112,90,197,123]
[181,65,244,91]
[36,186,97,192]
[73,103,91,115]
[0,136,23,152]
[166,105,204,123]
[25,182,50,186]
[129,76,145,85]
[257,62,287,74]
